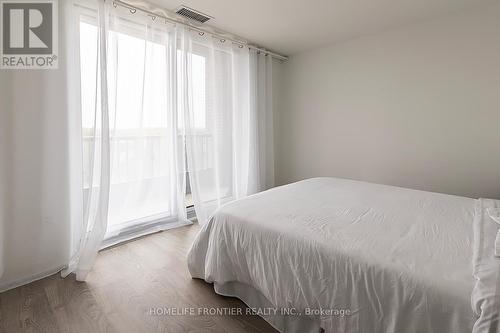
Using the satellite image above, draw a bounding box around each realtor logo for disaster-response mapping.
[1,0,58,69]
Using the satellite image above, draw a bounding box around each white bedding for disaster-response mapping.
[472,199,500,333]
[187,177,499,333]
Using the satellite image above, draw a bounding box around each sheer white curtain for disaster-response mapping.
[103,7,186,238]
[179,34,275,224]
[65,1,186,281]
[63,0,111,280]
[250,50,275,194]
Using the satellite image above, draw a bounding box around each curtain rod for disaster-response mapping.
[109,0,289,61]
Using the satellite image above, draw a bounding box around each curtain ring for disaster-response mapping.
[112,2,117,8]
[220,39,226,43]
[238,44,243,48]
[198,32,205,36]
[151,15,156,20]
[130,8,136,14]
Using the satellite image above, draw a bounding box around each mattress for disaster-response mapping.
[187,177,499,333]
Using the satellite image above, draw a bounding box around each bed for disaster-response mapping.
[187,177,500,333]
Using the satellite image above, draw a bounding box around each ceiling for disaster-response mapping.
[148,0,495,55]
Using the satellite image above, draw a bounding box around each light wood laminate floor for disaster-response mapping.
[0,224,277,333]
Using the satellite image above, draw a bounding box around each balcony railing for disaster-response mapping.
[82,130,214,186]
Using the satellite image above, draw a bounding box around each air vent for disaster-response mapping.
[175,6,212,23]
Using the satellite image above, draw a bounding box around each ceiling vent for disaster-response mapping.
[175,6,212,23]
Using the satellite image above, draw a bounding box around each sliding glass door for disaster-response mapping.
[79,18,198,239]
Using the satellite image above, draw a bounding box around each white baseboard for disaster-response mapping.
[101,220,193,249]
[0,215,197,293]
[0,265,65,293]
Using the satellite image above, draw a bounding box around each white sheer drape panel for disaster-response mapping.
[182,38,274,224]
[231,48,251,199]
[66,2,187,281]
[104,9,185,237]
[251,50,274,192]
[63,0,111,281]
[179,35,254,224]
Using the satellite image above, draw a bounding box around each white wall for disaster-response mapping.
[0,70,9,278]
[277,3,500,199]
[0,0,71,289]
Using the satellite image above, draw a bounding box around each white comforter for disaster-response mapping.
[472,199,500,333]
[187,178,499,333]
